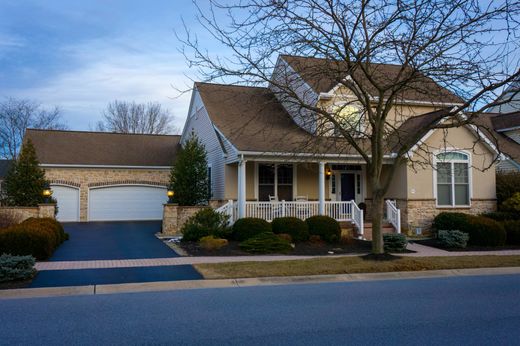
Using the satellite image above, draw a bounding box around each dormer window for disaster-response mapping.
[330,103,364,137]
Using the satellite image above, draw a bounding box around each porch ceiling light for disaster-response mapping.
[167,190,175,204]
[325,167,332,180]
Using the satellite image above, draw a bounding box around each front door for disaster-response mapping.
[341,173,356,201]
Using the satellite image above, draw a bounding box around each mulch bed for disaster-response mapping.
[414,239,520,252]
[179,239,413,256]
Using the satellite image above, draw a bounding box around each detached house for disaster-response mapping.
[29,55,505,234]
[182,55,500,232]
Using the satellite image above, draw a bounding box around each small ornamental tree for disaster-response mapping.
[169,135,209,205]
[2,139,50,206]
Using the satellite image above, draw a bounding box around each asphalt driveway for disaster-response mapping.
[49,221,178,261]
[30,221,202,287]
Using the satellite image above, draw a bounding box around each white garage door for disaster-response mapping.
[89,185,167,221]
[52,185,80,222]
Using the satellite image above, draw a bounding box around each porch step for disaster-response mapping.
[357,222,396,241]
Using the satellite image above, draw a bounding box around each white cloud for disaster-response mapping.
[4,35,195,132]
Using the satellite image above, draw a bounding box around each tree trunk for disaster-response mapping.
[371,193,385,254]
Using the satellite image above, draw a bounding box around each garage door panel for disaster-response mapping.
[89,185,167,221]
[52,185,80,222]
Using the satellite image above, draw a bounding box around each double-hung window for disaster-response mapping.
[435,152,470,207]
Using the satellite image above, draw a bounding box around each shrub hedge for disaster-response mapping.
[502,220,520,245]
[232,218,272,241]
[502,193,520,213]
[0,218,67,260]
[239,232,292,254]
[383,234,408,252]
[437,230,469,249]
[305,216,341,243]
[271,217,309,242]
[0,254,36,282]
[181,208,231,242]
[482,211,520,222]
[432,212,506,247]
[496,172,520,207]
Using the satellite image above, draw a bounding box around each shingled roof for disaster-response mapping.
[25,129,180,166]
[195,82,369,156]
[473,113,520,161]
[281,55,465,105]
[490,111,520,131]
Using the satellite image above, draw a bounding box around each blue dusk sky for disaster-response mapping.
[0,0,220,132]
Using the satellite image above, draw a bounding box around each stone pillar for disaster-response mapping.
[237,159,247,219]
[38,204,56,219]
[162,203,179,235]
[318,162,326,215]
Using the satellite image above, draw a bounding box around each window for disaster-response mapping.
[331,174,336,194]
[258,164,293,201]
[332,104,363,137]
[435,152,470,206]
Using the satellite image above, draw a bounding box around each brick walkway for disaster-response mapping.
[35,243,520,271]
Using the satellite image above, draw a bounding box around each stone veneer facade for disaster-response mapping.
[44,167,170,221]
[398,198,497,231]
[0,204,56,223]
[162,204,209,235]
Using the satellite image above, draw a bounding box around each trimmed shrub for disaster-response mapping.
[502,220,520,245]
[232,218,272,241]
[199,236,228,251]
[0,218,67,260]
[383,233,408,253]
[437,230,469,249]
[432,212,468,232]
[496,172,520,207]
[276,233,293,242]
[502,193,520,213]
[305,216,341,243]
[272,217,309,242]
[181,208,231,242]
[465,215,506,247]
[239,233,292,254]
[482,211,520,222]
[0,254,36,282]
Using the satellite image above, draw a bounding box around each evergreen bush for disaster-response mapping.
[305,216,341,243]
[239,233,292,254]
[0,254,36,282]
[383,233,408,252]
[437,230,469,248]
[272,217,309,242]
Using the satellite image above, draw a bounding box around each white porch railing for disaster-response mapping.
[215,200,364,233]
[385,199,401,233]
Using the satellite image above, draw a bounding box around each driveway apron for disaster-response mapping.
[30,221,202,287]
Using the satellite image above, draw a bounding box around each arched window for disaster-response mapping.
[331,104,364,137]
[435,151,470,206]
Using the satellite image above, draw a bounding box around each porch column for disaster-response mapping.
[238,159,247,218]
[318,161,325,214]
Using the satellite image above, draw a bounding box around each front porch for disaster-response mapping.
[217,159,402,236]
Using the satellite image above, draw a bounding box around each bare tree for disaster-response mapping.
[180,0,520,254]
[96,100,177,134]
[0,98,67,159]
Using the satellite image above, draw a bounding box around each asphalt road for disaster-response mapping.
[2,274,520,345]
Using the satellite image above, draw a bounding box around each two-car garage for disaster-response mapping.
[26,128,180,223]
[52,184,168,222]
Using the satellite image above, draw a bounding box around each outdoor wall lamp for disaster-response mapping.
[167,190,175,204]
[325,167,332,180]
[42,183,53,203]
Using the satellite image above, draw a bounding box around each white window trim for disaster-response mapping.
[256,163,295,201]
[433,149,472,208]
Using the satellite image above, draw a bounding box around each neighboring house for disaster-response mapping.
[0,159,12,200]
[487,76,520,113]
[25,129,179,222]
[181,55,500,231]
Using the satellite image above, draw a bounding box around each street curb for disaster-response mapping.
[2,266,520,299]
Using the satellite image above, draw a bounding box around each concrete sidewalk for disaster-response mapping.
[34,242,520,271]
[2,266,520,300]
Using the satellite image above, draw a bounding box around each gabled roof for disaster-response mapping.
[473,113,520,161]
[280,55,465,105]
[490,111,520,131]
[25,129,180,166]
[487,76,520,113]
[195,82,370,156]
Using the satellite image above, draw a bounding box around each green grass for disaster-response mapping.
[195,255,520,279]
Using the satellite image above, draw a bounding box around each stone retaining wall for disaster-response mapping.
[0,204,56,224]
[162,204,209,235]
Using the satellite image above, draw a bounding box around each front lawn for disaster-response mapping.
[195,255,520,279]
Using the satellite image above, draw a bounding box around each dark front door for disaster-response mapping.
[341,173,356,201]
